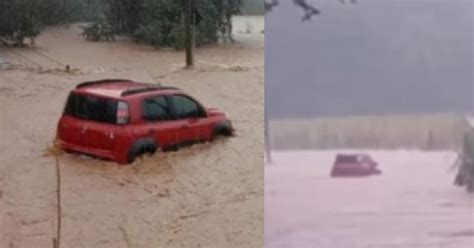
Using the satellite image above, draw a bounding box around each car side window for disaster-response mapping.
[142,96,171,121]
[171,95,201,119]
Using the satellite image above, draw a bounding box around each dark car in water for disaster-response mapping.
[330,153,381,177]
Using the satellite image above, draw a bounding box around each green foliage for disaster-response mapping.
[0,0,41,46]
[0,0,244,49]
[81,21,116,42]
[0,0,104,46]
[65,0,107,23]
[34,0,105,24]
[103,0,144,34]
[99,0,244,49]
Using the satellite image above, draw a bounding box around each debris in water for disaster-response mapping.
[80,154,93,160]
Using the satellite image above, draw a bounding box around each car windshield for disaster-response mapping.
[64,93,118,124]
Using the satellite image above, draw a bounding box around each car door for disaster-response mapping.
[57,115,84,147]
[58,93,91,148]
[169,94,207,145]
[80,95,120,155]
[140,95,181,148]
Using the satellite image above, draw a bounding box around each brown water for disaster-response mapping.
[265,150,474,248]
[0,16,263,248]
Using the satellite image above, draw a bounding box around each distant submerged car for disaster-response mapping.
[330,154,381,177]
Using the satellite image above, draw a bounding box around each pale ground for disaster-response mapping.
[265,150,474,248]
[0,16,263,248]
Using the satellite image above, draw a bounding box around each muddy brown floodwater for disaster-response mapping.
[265,150,474,248]
[0,16,263,248]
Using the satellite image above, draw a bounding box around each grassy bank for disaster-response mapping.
[269,114,470,150]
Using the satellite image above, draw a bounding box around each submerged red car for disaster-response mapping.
[56,79,233,164]
[330,154,381,177]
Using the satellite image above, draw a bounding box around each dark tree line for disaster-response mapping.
[455,128,474,192]
[0,0,244,49]
[0,0,41,46]
[0,0,104,46]
[97,0,243,49]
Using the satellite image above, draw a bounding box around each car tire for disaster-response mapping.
[212,122,233,139]
[127,138,157,164]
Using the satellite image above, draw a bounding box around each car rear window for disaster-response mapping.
[64,93,118,124]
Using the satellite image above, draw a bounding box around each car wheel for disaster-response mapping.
[212,122,233,139]
[127,138,157,164]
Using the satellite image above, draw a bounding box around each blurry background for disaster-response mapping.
[264,3,474,247]
[265,0,473,150]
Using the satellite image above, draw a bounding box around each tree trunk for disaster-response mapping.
[185,0,194,67]
[265,111,272,164]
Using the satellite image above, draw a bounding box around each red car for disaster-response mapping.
[330,154,381,177]
[56,79,234,164]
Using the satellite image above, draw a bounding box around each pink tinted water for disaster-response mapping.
[265,150,474,248]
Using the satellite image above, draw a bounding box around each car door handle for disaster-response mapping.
[148,128,157,134]
[181,124,189,128]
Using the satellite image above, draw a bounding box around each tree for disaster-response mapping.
[185,0,193,67]
[0,0,101,47]
[98,0,243,49]
[0,0,41,46]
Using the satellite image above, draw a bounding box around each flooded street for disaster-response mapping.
[0,16,263,248]
[265,150,474,248]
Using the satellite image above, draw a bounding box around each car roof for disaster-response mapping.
[73,79,182,99]
[336,153,369,158]
[335,153,372,162]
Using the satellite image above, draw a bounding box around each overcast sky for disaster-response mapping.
[265,0,473,119]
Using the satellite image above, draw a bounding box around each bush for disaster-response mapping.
[81,21,116,42]
[0,0,244,49]
[130,0,183,48]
